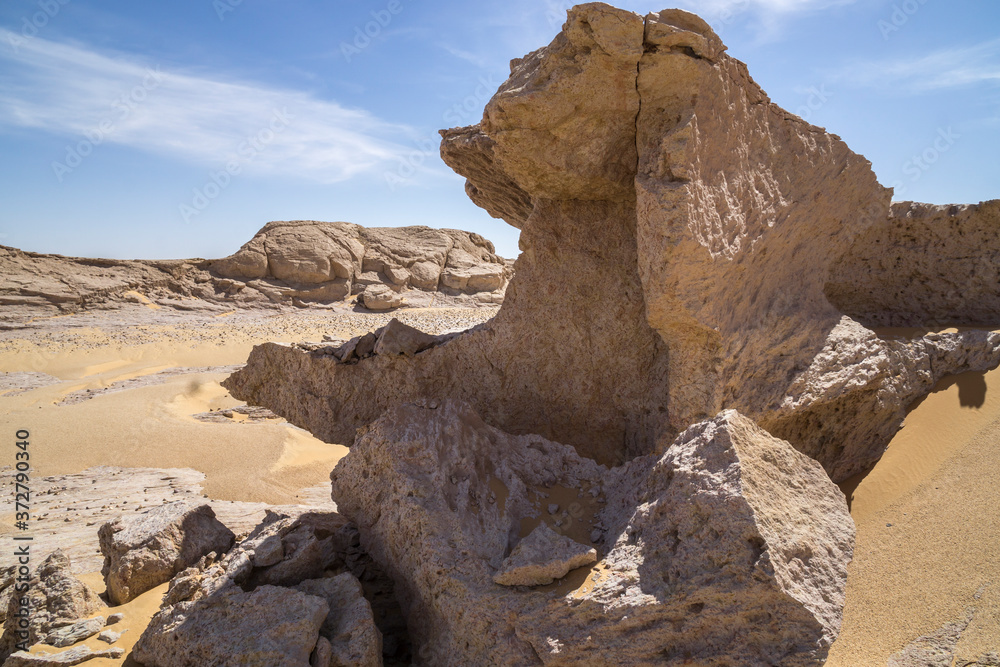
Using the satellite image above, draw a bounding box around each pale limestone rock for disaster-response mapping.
[41,617,104,648]
[96,629,123,644]
[888,609,973,667]
[99,501,235,604]
[132,585,328,667]
[0,466,333,579]
[156,510,405,662]
[0,551,106,661]
[330,400,853,666]
[3,646,124,666]
[361,285,404,311]
[493,523,596,586]
[310,636,332,667]
[294,575,382,667]
[764,319,1000,481]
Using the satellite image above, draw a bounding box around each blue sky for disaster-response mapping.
[0,0,997,260]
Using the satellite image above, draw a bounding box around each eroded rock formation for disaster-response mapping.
[0,221,511,327]
[225,3,1000,481]
[330,400,854,666]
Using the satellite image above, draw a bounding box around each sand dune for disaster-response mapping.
[829,350,1000,664]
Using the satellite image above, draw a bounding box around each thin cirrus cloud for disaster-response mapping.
[0,29,425,184]
[831,38,1000,93]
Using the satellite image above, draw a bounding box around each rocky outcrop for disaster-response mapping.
[99,501,236,604]
[763,319,1000,481]
[0,551,106,662]
[0,221,511,327]
[225,4,1000,482]
[40,617,105,648]
[0,466,335,578]
[330,400,854,666]
[140,509,403,665]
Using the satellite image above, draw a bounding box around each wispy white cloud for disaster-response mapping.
[0,30,427,183]
[830,38,1000,93]
[437,42,490,69]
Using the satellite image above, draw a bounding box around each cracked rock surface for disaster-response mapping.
[225,3,1000,482]
[330,400,854,666]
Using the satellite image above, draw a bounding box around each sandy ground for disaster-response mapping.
[1,308,997,664]
[828,345,1000,664]
[0,305,497,665]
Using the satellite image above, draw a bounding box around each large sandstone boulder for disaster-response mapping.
[98,501,235,604]
[0,551,106,662]
[225,3,1000,482]
[330,400,854,666]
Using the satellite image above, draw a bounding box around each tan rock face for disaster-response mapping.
[492,522,597,587]
[214,220,510,304]
[330,400,853,666]
[226,3,1000,481]
[826,200,1000,327]
[295,575,383,667]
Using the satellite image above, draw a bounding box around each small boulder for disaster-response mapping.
[493,523,597,586]
[361,285,404,311]
[96,629,124,644]
[42,617,105,648]
[132,585,329,667]
[99,501,235,604]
